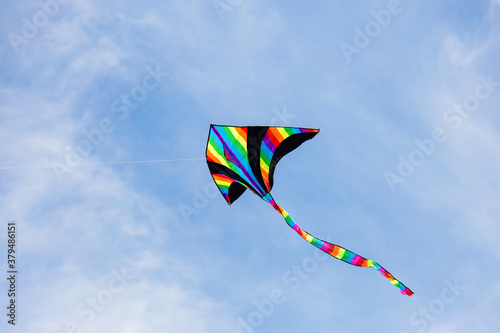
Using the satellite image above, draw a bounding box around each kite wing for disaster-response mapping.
[205,124,413,296]
[206,125,318,203]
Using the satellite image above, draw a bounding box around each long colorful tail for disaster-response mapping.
[262,193,413,296]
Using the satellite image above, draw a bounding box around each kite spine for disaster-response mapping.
[262,193,413,297]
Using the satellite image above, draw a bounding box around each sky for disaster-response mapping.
[0,0,499,332]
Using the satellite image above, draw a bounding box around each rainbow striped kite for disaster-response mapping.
[206,125,413,296]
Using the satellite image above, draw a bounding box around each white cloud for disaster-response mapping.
[2,1,500,332]
[443,34,491,66]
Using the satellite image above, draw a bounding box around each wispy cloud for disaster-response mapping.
[1,1,500,332]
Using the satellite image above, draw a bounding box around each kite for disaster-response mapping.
[206,125,413,296]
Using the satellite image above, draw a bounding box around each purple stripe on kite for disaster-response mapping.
[320,242,330,251]
[261,141,273,160]
[292,224,300,232]
[262,136,276,153]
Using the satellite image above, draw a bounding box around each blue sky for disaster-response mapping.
[1,0,499,332]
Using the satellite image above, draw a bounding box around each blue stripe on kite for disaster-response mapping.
[260,142,273,162]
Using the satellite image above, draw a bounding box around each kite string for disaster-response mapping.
[0,158,205,171]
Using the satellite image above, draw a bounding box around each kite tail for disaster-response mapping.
[262,193,413,297]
